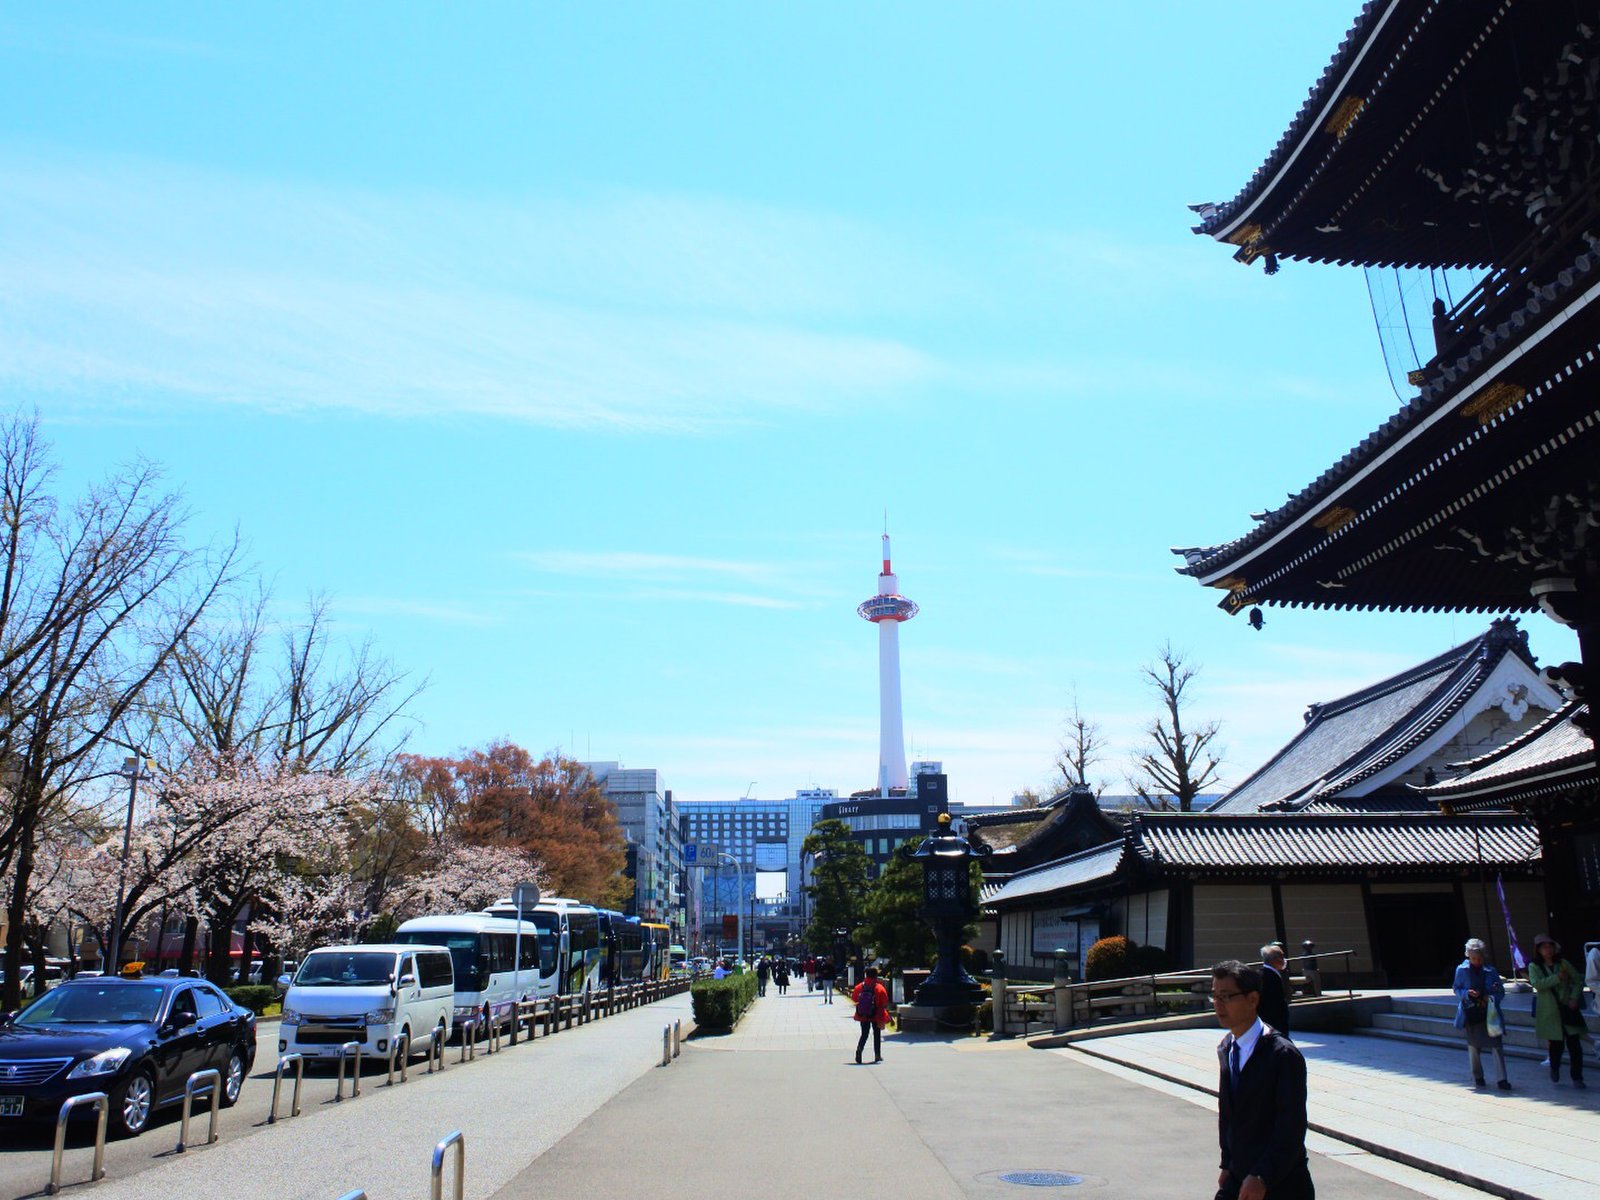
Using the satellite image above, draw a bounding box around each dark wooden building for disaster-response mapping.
[1177,0,1600,948]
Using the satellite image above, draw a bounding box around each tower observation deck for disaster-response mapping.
[857,533,917,795]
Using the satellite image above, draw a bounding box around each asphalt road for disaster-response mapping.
[0,994,691,1200]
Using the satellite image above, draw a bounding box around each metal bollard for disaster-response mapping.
[661,1025,671,1067]
[426,1027,446,1074]
[336,1192,369,1200]
[430,1130,466,1200]
[386,1033,410,1085]
[269,1052,305,1122]
[177,1068,222,1152]
[582,990,591,1024]
[46,1091,108,1195]
[482,1007,501,1054]
[336,1042,362,1101]
[459,1015,480,1063]
[673,1018,682,1058]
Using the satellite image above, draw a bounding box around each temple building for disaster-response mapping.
[1175,0,1600,947]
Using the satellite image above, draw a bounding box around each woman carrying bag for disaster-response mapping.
[1529,934,1587,1088]
[1452,937,1511,1090]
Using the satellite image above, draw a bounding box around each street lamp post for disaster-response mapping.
[907,811,991,1017]
[107,756,155,974]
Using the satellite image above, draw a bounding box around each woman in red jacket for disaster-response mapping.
[851,966,890,1064]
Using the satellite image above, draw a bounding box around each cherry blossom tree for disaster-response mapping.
[386,836,548,925]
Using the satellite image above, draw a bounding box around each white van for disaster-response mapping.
[278,943,454,1062]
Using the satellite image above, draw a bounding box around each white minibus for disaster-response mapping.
[278,943,454,1062]
[394,914,554,1031]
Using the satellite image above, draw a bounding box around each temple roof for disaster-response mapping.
[1414,702,1597,811]
[1209,619,1553,814]
[1173,243,1600,615]
[966,785,1124,868]
[1194,1,1600,270]
[985,810,1541,908]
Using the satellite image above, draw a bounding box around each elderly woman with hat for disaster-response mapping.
[1452,938,1511,1090]
[1529,934,1587,1088]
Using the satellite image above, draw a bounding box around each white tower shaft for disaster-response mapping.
[877,612,908,794]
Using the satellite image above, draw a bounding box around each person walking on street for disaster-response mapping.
[1529,934,1587,1088]
[804,956,816,992]
[1211,960,1314,1200]
[1258,944,1291,1039]
[852,966,890,1064]
[817,957,835,1004]
[1452,937,1511,1090]
[755,957,770,997]
[774,961,790,995]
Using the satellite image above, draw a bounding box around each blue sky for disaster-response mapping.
[1,4,1576,804]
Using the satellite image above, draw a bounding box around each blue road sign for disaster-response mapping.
[684,843,698,865]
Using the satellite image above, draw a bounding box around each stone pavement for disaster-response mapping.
[491,987,1466,1200]
[1061,1027,1600,1200]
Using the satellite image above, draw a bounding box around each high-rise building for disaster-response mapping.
[857,532,917,795]
[581,763,683,937]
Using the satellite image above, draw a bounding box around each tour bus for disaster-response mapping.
[394,913,555,1031]
[597,910,646,986]
[667,943,688,978]
[482,896,603,999]
[641,922,672,981]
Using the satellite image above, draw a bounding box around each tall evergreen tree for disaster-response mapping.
[801,818,869,952]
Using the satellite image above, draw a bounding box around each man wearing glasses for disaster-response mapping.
[1212,960,1313,1200]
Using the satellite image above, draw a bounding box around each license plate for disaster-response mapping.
[0,1096,22,1117]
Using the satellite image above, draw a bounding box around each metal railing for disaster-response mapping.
[46,1091,107,1195]
[177,1068,221,1152]
[269,1052,305,1123]
[430,1130,466,1200]
[425,1025,446,1074]
[458,1015,479,1063]
[335,1042,362,1101]
[990,949,1355,1036]
[386,1033,410,1085]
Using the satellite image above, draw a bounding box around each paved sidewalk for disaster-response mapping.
[491,988,1462,1200]
[1061,1028,1599,1200]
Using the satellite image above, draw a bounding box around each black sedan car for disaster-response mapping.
[0,976,257,1136]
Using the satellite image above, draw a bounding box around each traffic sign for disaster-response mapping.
[684,843,698,865]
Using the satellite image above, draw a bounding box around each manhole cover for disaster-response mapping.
[997,1171,1085,1187]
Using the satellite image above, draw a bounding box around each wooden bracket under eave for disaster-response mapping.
[1312,505,1357,535]
[1324,95,1365,140]
[1459,380,1526,425]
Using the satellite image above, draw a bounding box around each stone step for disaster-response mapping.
[1388,994,1599,1034]
[1353,1026,1551,1063]
[1368,1010,1544,1051]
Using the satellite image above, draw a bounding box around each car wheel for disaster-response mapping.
[110,1068,157,1138]
[219,1049,246,1107]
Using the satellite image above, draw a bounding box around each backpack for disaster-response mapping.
[855,981,880,1021]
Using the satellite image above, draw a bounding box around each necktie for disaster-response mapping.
[1229,1039,1241,1091]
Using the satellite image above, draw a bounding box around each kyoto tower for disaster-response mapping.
[857,531,918,795]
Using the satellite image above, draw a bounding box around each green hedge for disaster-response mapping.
[225,984,277,1013]
[690,973,757,1029]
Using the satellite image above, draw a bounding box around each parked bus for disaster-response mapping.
[394,913,555,1030]
[482,897,602,999]
[597,911,646,986]
[641,922,672,981]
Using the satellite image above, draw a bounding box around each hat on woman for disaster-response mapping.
[1532,933,1560,952]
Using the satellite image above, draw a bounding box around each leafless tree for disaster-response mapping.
[0,413,239,1009]
[1055,693,1107,794]
[1128,643,1223,813]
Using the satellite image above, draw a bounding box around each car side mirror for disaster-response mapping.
[397,973,416,989]
[169,1010,196,1030]
[0,1011,13,1028]
[276,974,292,991]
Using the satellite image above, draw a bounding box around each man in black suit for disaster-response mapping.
[1258,943,1291,1039]
[1213,960,1314,1200]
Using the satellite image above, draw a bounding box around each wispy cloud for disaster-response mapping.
[333,596,500,628]
[0,151,944,432]
[514,548,817,609]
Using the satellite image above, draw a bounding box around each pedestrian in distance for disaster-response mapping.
[1258,943,1291,1039]
[1452,937,1511,1090]
[817,957,835,1004]
[1529,934,1587,1088]
[804,955,815,992]
[1211,959,1314,1200]
[774,960,790,995]
[852,965,890,1064]
[756,956,770,997]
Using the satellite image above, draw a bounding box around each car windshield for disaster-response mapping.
[296,951,396,987]
[17,983,166,1025]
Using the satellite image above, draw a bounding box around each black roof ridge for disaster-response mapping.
[1137,808,1533,826]
[1174,247,1600,581]
[1208,621,1527,810]
[965,808,1049,828]
[990,835,1127,882]
[1192,1,1404,238]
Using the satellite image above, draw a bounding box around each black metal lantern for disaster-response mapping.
[907,811,990,1012]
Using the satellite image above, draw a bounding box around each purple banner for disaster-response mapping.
[1495,875,1527,971]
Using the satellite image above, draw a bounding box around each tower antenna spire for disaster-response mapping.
[858,528,917,795]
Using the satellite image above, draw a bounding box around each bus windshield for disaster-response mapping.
[395,932,480,990]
